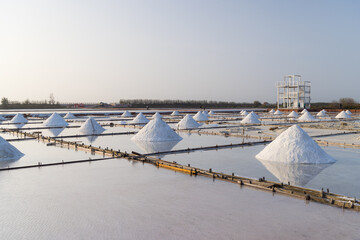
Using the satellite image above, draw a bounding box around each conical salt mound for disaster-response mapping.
[269,109,275,114]
[176,114,201,129]
[132,117,182,142]
[241,110,248,116]
[193,111,209,121]
[316,110,327,117]
[288,111,299,118]
[171,110,180,116]
[274,110,283,115]
[335,111,351,119]
[79,117,105,134]
[64,112,77,119]
[10,114,28,124]
[209,110,215,115]
[43,113,69,127]
[152,112,162,119]
[298,111,317,122]
[241,112,261,124]
[345,110,352,115]
[121,111,132,117]
[131,113,149,124]
[0,136,24,161]
[255,125,335,164]
[301,109,308,114]
[202,111,210,116]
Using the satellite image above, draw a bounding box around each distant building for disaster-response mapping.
[276,75,311,109]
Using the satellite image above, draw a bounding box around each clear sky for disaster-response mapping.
[0,0,359,103]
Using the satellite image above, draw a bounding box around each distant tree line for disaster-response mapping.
[0,94,64,109]
[118,99,275,109]
[311,98,360,110]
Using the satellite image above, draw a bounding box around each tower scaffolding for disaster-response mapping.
[276,75,311,109]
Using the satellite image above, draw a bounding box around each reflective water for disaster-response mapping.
[0,160,358,239]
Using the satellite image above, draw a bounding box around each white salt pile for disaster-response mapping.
[209,110,215,115]
[241,110,248,116]
[288,111,299,118]
[335,111,351,119]
[152,112,162,119]
[202,111,210,117]
[241,112,261,124]
[298,111,317,122]
[176,114,201,129]
[79,117,105,134]
[0,136,24,161]
[193,111,209,121]
[171,110,180,116]
[301,109,308,114]
[121,111,132,117]
[64,112,77,119]
[250,111,259,118]
[345,110,352,115]
[131,113,149,124]
[255,125,335,164]
[316,110,328,117]
[43,113,69,127]
[10,114,28,124]
[132,117,182,142]
[273,110,283,115]
[269,109,275,114]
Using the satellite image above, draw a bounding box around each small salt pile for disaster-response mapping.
[0,136,24,161]
[209,110,215,115]
[10,114,28,124]
[255,125,335,164]
[273,110,283,115]
[335,111,351,119]
[121,111,132,117]
[288,111,299,118]
[241,112,261,124]
[301,109,308,114]
[176,114,201,129]
[64,112,77,119]
[171,110,180,116]
[131,113,149,124]
[202,111,210,117]
[79,117,105,134]
[132,117,182,142]
[345,110,352,115]
[43,113,69,127]
[316,110,327,117]
[193,111,209,121]
[298,111,317,122]
[269,109,275,114]
[241,110,248,116]
[152,112,162,119]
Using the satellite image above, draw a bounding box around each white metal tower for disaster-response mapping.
[276,75,311,109]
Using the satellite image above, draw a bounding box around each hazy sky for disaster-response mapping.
[1,0,359,103]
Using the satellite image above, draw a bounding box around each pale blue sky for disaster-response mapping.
[0,0,359,103]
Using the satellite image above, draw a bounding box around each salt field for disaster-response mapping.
[0,109,359,239]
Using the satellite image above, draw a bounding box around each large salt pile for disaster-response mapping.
[273,110,283,115]
[79,117,105,134]
[288,111,299,118]
[121,111,132,117]
[10,114,28,124]
[132,117,182,142]
[240,112,261,124]
[176,114,201,129]
[43,113,69,127]
[335,111,351,119]
[193,111,209,121]
[171,110,180,116]
[131,113,149,124]
[345,110,352,115]
[316,110,327,117]
[301,109,308,114]
[152,112,162,119]
[269,109,275,114]
[0,136,24,161]
[298,111,317,122]
[255,125,335,164]
[64,112,77,119]
[241,110,248,116]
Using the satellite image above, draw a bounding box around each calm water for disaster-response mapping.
[0,160,359,240]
